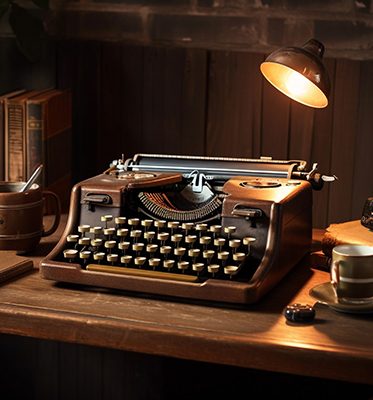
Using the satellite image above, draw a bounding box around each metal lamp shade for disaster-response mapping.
[260,39,330,108]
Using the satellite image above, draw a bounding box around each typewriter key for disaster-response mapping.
[78,225,90,237]
[208,264,220,277]
[192,263,204,275]
[63,249,78,261]
[224,265,239,278]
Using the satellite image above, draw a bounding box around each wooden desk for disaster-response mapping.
[0,216,372,399]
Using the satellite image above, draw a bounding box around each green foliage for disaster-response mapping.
[2,0,49,62]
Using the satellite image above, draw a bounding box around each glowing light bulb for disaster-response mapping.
[285,71,312,98]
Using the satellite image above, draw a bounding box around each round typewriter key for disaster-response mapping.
[229,239,241,252]
[117,228,129,238]
[185,235,197,246]
[284,303,315,323]
[195,223,208,235]
[91,238,103,248]
[203,250,215,262]
[163,259,175,271]
[208,264,220,277]
[141,219,153,229]
[174,247,186,258]
[134,256,147,268]
[67,234,79,244]
[78,225,90,236]
[118,241,130,252]
[121,255,132,266]
[177,261,189,273]
[209,225,222,236]
[171,234,183,246]
[130,229,142,241]
[63,249,78,261]
[107,253,119,264]
[78,237,90,247]
[104,240,116,250]
[144,231,156,242]
[168,221,180,232]
[132,243,145,254]
[224,265,239,278]
[200,236,212,247]
[218,251,229,261]
[214,238,225,251]
[115,216,127,226]
[233,252,246,262]
[146,244,158,254]
[90,226,103,236]
[93,252,105,262]
[224,226,236,238]
[243,236,256,255]
[101,215,113,228]
[149,258,161,269]
[154,220,166,230]
[128,218,140,227]
[192,263,204,275]
[104,227,115,238]
[188,248,200,261]
[181,222,194,234]
[160,245,172,257]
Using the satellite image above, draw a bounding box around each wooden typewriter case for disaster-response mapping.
[40,172,312,305]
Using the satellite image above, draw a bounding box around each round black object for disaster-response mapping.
[284,303,315,323]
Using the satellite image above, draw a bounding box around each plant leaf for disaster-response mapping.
[31,0,49,10]
[8,3,47,62]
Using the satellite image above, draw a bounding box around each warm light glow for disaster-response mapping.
[260,62,328,108]
[285,70,312,98]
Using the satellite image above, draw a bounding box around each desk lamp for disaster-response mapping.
[260,38,330,109]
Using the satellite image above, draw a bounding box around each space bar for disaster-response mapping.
[86,264,199,282]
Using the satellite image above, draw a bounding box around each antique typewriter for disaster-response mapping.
[40,154,333,304]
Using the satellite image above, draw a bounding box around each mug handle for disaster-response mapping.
[42,190,61,237]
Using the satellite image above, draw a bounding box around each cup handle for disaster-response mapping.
[331,260,340,288]
[42,190,61,237]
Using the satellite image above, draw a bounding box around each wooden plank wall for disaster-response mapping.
[56,41,373,228]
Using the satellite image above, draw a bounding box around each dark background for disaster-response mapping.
[0,1,373,398]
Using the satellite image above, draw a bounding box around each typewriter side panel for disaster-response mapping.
[221,178,312,302]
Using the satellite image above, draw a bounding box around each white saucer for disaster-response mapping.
[309,282,373,314]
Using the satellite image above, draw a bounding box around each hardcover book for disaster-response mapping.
[4,89,47,182]
[0,89,26,180]
[26,88,72,212]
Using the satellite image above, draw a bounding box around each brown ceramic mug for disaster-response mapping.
[0,182,61,253]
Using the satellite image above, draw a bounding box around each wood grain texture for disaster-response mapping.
[328,59,361,223]
[352,60,373,218]
[206,51,263,158]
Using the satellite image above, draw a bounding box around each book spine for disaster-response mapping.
[6,102,26,182]
[26,101,44,182]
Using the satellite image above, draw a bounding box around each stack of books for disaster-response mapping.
[0,88,72,212]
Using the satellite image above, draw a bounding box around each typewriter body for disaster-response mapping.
[40,153,326,304]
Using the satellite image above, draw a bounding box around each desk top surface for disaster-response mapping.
[0,216,371,385]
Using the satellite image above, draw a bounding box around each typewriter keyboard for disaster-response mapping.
[62,216,257,282]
